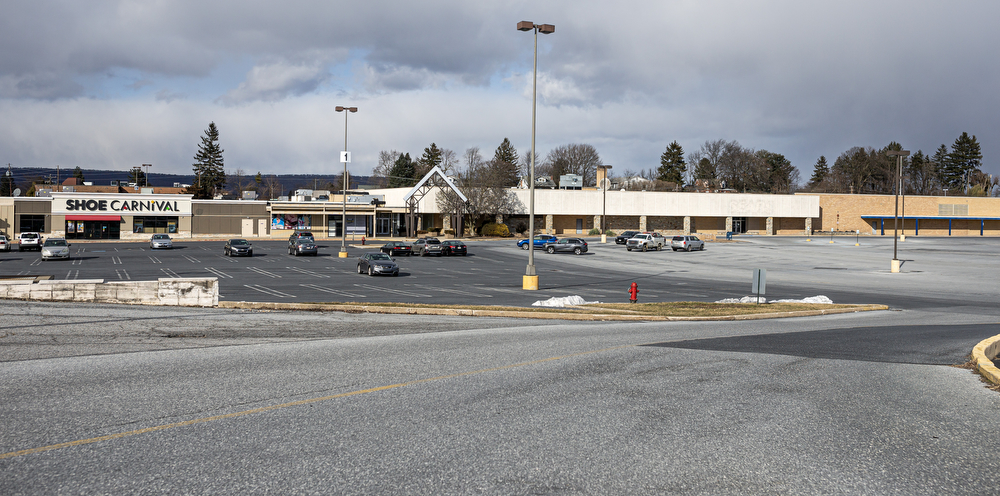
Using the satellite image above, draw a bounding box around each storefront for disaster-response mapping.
[50,193,193,240]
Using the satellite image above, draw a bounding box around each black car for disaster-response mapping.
[380,241,412,256]
[224,238,253,257]
[440,240,467,256]
[615,231,640,244]
[357,252,399,276]
[543,238,588,255]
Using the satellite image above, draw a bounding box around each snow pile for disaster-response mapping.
[715,295,834,304]
[532,295,601,307]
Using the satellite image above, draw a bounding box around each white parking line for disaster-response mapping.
[160,268,180,278]
[147,256,162,264]
[71,258,82,266]
[183,255,201,263]
[286,267,331,278]
[246,267,282,278]
[299,284,366,298]
[353,284,432,298]
[111,256,122,265]
[243,284,297,298]
[204,267,233,279]
[430,287,493,298]
[64,270,79,280]
[115,269,130,280]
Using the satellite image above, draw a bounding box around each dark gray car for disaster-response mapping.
[225,238,253,257]
[543,238,588,255]
[357,252,399,276]
[288,237,318,256]
[614,231,640,244]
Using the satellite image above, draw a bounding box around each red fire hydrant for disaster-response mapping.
[361,236,366,245]
[628,282,639,304]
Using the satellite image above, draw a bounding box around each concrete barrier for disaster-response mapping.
[972,334,1000,386]
[0,278,218,307]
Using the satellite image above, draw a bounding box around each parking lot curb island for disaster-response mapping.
[0,278,218,307]
[972,333,1000,386]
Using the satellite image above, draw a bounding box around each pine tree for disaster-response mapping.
[657,141,686,185]
[417,143,443,178]
[72,166,85,182]
[942,132,982,192]
[128,166,147,186]
[493,138,520,186]
[693,157,715,181]
[388,153,416,188]
[192,122,226,199]
[807,156,829,190]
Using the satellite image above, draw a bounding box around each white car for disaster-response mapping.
[149,234,173,249]
[18,232,42,251]
[41,238,71,260]
[671,235,705,251]
[0,235,10,252]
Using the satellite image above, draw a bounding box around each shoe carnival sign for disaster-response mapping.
[51,194,193,216]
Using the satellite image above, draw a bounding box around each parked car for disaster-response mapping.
[544,238,588,255]
[357,252,399,276]
[380,241,412,256]
[413,237,443,256]
[41,238,71,261]
[149,233,173,250]
[0,234,10,252]
[614,231,640,244]
[288,237,318,256]
[440,240,468,256]
[18,232,42,252]
[517,234,558,250]
[288,231,314,246]
[626,233,664,251]
[671,235,705,251]
[224,238,253,257]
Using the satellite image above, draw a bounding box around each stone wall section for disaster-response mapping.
[0,278,218,307]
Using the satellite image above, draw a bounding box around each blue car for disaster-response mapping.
[517,234,558,250]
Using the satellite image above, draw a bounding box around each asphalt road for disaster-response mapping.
[2,235,999,494]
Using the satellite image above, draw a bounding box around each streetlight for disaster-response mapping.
[142,164,152,187]
[597,165,612,243]
[336,105,358,258]
[517,20,555,291]
[887,149,909,272]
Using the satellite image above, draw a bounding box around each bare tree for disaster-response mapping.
[542,144,602,186]
[372,150,400,188]
[440,148,459,176]
[261,175,283,200]
[437,147,524,234]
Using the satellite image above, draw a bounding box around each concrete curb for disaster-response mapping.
[219,301,888,321]
[971,333,1000,385]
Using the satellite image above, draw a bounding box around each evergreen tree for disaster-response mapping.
[493,138,520,186]
[388,153,416,188]
[942,132,982,192]
[192,122,226,199]
[0,172,16,197]
[416,143,444,178]
[72,166,85,182]
[657,141,686,185]
[693,157,715,181]
[128,166,147,186]
[807,156,829,190]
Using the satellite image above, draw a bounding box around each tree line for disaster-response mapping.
[804,132,995,196]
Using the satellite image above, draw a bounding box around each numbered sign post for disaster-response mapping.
[751,268,766,305]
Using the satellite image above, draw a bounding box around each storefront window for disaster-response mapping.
[272,214,311,230]
[19,215,45,233]
[133,217,178,234]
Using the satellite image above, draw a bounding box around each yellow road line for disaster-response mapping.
[1,344,635,460]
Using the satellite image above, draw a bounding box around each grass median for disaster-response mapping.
[222,300,886,320]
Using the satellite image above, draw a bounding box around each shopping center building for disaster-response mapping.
[0,189,997,241]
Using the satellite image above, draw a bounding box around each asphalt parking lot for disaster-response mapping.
[1,234,997,308]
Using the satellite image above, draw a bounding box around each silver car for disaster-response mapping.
[41,238,71,260]
[671,235,705,251]
[149,234,173,249]
[412,237,443,257]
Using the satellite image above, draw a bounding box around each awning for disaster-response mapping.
[65,215,122,221]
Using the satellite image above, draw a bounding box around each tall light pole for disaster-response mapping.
[597,165,612,243]
[887,149,909,272]
[336,106,358,259]
[517,20,554,291]
[142,164,152,187]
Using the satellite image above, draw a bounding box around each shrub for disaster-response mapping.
[588,228,602,235]
[481,223,511,237]
[444,229,455,236]
[514,221,527,234]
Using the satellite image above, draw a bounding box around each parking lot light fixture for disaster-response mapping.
[518,20,555,290]
[336,106,358,259]
[886,149,909,272]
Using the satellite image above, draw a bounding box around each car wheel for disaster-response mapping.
[368,266,374,276]
[521,243,529,250]
[642,244,647,252]
[626,247,632,251]
[574,247,582,255]
[248,250,253,257]
[357,264,363,274]
[547,246,555,254]
[393,272,399,277]
[700,245,705,251]
[672,247,678,251]
[686,245,692,252]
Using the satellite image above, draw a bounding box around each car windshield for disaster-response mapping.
[153,234,169,240]
[427,240,440,244]
[44,239,67,247]
[230,240,249,245]
[22,234,38,239]
[370,253,391,260]
[673,236,684,241]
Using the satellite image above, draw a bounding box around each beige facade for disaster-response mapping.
[799,193,1000,236]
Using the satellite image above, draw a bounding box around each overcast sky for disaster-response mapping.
[2,0,999,184]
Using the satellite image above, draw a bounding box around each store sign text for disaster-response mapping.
[65,199,182,213]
